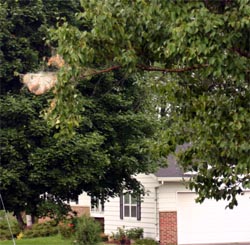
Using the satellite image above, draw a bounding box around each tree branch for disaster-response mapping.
[136,64,209,73]
[231,48,250,58]
[79,64,209,79]
[79,65,121,79]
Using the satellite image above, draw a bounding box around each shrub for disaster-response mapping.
[0,222,21,240]
[111,227,143,241]
[0,230,14,240]
[111,227,126,241]
[23,221,58,238]
[0,211,21,240]
[58,220,75,239]
[134,238,159,245]
[100,232,109,242]
[74,215,101,245]
[126,227,143,240]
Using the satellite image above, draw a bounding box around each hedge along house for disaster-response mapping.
[82,153,250,245]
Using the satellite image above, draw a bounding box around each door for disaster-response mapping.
[177,192,250,244]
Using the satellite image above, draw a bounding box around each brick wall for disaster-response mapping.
[159,211,177,245]
[71,206,90,216]
[39,206,90,223]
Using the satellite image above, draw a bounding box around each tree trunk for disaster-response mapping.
[15,212,26,229]
[31,214,36,224]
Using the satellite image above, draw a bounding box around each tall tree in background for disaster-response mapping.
[1,0,158,227]
[0,0,81,226]
[48,0,250,207]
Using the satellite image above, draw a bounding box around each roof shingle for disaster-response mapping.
[155,154,186,178]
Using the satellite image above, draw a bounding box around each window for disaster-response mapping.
[120,192,141,220]
[124,193,137,217]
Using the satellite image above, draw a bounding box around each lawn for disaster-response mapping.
[0,235,116,245]
[0,235,72,245]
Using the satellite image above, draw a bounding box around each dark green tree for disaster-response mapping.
[0,0,158,227]
[0,0,62,224]
[0,0,82,226]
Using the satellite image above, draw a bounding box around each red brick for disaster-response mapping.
[159,211,177,245]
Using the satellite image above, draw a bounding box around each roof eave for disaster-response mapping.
[157,176,192,183]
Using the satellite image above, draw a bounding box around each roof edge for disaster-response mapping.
[157,177,191,183]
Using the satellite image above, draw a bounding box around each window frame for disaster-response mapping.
[120,192,141,221]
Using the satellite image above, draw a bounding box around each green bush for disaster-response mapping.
[58,220,75,239]
[100,233,109,242]
[111,227,126,241]
[23,221,58,238]
[134,238,159,245]
[0,227,20,240]
[111,227,143,241]
[0,211,21,240]
[23,229,34,238]
[126,227,143,240]
[74,215,101,245]
[0,230,14,240]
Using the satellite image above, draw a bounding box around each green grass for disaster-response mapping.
[0,235,116,245]
[0,235,73,245]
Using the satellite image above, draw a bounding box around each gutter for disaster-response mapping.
[155,186,159,242]
[157,176,192,183]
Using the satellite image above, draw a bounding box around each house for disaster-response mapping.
[73,155,250,245]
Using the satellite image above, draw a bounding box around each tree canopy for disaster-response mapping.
[48,0,250,207]
[0,0,158,226]
[0,0,81,225]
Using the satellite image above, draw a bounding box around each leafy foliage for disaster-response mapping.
[134,238,158,245]
[48,0,250,207]
[112,226,143,240]
[0,0,158,224]
[73,215,101,245]
[73,73,157,198]
[126,227,143,240]
[58,219,75,239]
[0,0,82,91]
[0,0,82,222]
[0,92,53,217]
[0,211,21,240]
[23,221,58,238]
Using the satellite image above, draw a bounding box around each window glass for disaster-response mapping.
[124,206,130,217]
[124,193,130,204]
[131,206,137,217]
[131,196,137,204]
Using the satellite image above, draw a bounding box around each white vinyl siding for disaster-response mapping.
[72,192,90,206]
[157,182,187,211]
[104,173,159,239]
